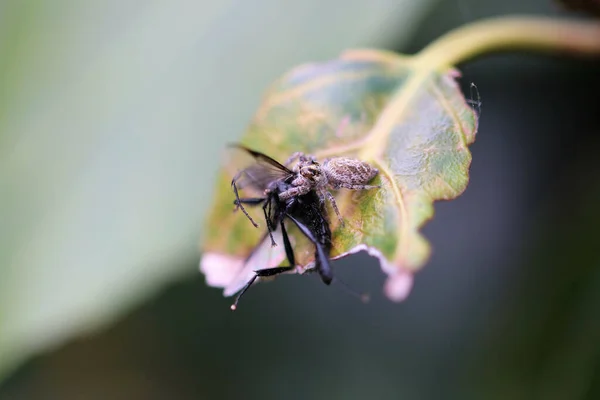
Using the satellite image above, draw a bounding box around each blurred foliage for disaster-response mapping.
[471,139,600,399]
[557,0,600,16]
[1,0,600,398]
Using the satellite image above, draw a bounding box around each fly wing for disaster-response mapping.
[223,144,293,195]
[199,229,290,297]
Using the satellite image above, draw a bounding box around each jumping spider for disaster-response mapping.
[278,152,380,225]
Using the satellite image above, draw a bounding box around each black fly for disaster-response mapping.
[226,144,350,310]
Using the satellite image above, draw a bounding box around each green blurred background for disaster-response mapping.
[1,0,599,399]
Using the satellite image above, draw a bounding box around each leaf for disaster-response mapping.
[200,49,479,301]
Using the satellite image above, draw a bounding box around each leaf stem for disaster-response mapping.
[415,16,600,68]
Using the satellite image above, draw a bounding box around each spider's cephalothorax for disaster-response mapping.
[278,152,380,224]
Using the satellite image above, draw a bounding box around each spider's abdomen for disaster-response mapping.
[323,158,379,186]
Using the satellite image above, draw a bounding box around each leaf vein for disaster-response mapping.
[427,78,468,149]
[259,69,389,116]
[374,158,408,264]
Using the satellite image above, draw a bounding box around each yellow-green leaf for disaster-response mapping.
[200,48,479,301]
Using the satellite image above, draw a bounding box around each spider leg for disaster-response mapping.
[278,185,310,201]
[283,152,305,166]
[323,190,344,226]
[337,183,381,190]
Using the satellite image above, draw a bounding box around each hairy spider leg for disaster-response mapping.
[335,182,381,190]
[230,217,297,311]
[283,152,318,167]
[231,172,259,228]
[321,190,344,226]
[283,152,304,166]
[277,184,311,201]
